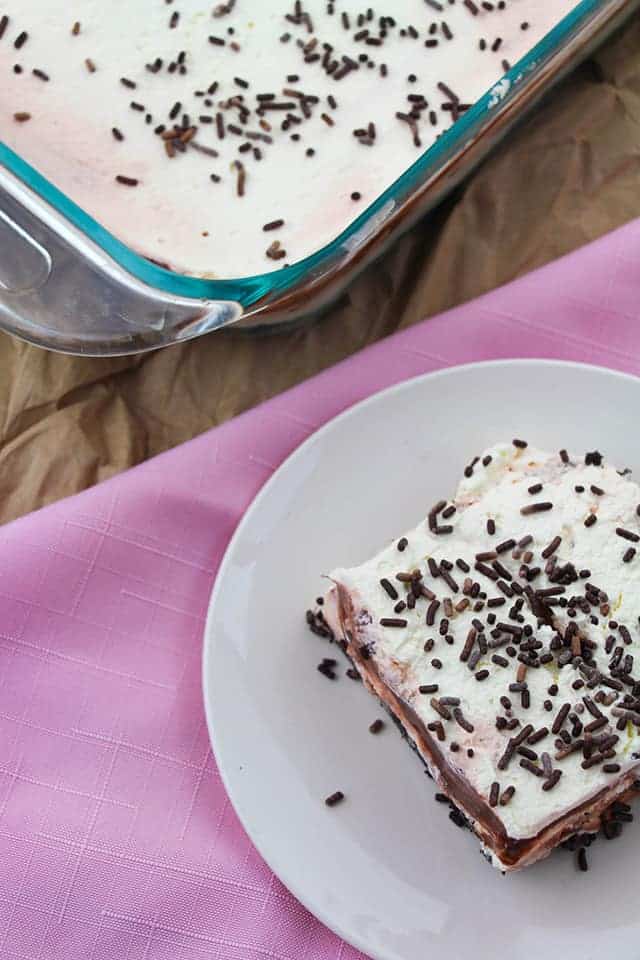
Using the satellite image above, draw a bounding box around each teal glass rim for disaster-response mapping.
[0,0,615,309]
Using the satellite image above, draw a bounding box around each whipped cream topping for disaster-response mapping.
[329,443,640,845]
[1,1,577,277]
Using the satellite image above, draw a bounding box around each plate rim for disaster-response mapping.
[202,357,640,960]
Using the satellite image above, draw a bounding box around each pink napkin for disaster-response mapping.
[2,218,640,960]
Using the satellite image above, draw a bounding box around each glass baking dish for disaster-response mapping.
[0,0,637,357]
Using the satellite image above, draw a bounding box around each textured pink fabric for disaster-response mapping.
[2,219,640,960]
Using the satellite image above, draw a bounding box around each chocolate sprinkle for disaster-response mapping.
[430,697,452,720]
[325,791,345,807]
[520,502,553,516]
[380,578,398,600]
[616,527,640,543]
[541,536,561,559]
[496,539,516,554]
[499,785,516,806]
[542,769,562,791]
[453,707,474,733]
[428,720,445,741]
[519,757,543,778]
[317,660,336,680]
[527,727,549,745]
[551,703,571,735]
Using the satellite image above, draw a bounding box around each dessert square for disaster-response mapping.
[319,441,640,870]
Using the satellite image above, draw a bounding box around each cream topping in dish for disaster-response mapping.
[1,0,577,277]
[327,442,640,854]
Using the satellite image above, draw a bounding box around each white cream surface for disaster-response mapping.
[1,0,577,278]
[330,443,640,844]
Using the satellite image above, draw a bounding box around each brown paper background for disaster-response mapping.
[1,16,639,524]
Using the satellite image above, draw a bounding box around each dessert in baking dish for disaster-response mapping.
[2,0,577,277]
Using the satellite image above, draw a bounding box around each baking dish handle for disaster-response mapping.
[0,173,243,356]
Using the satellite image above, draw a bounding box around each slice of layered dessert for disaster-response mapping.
[319,442,640,870]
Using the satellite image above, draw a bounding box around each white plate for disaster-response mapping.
[203,360,640,960]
